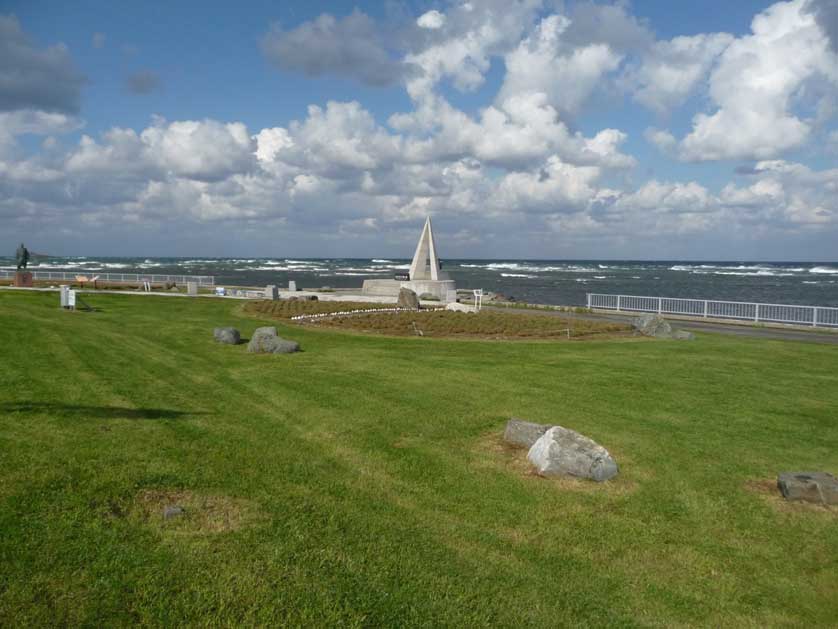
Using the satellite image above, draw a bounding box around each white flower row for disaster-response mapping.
[290,307,414,321]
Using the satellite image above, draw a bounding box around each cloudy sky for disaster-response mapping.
[1,0,837,260]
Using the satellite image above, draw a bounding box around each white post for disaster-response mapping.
[658,297,662,314]
[755,303,760,323]
[616,295,622,311]
[703,301,708,318]
[472,289,483,312]
[813,307,818,328]
[586,293,591,309]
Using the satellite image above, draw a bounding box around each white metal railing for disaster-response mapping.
[0,270,214,286]
[586,293,838,328]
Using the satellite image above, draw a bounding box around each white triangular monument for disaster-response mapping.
[362,216,456,302]
[409,217,447,281]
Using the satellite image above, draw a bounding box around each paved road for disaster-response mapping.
[486,306,838,345]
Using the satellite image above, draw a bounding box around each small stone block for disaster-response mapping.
[163,505,185,520]
[777,472,838,505]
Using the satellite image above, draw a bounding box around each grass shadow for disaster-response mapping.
[0,402,206,420]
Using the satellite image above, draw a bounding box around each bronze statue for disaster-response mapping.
[16,243,29,270]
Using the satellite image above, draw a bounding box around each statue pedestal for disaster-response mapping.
[13,272,33,287]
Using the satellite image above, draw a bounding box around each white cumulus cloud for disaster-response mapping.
[417,10,445,30]
[678,0,838,161]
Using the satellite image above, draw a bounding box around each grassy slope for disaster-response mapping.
[1,291,837,627]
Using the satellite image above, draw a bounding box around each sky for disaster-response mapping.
[1,0,837,260]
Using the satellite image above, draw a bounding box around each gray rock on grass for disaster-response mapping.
[398,288,420,310]
[634,314,695,340]
[503,419,550,449]
[633,314,673,338]
[247,326,300,354]
[777,471,838,505]
[213,327,241,345]
[528,425,618,482]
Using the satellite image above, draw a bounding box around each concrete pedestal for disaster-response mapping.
[362,278,457,302]
[13,271,33,287]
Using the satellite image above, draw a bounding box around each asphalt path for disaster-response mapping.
[486,306,838,345]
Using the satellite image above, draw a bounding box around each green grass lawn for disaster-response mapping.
[1,290,837,627]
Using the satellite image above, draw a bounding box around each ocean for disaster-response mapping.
[2,257,837,307]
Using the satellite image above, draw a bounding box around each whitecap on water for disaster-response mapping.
[672,263,806,275]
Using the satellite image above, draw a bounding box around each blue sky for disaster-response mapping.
[1,0,837,259]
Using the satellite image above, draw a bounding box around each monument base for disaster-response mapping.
[13,271,33,287]
[362,278,457,303]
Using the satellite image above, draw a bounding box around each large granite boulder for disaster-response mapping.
[247,326,300,354]
[528,426,618,482]
[777,472,838,505]
[213,327,241,345]
[634,314,673,339]
[503,419,550,449]
[398,288,420,310]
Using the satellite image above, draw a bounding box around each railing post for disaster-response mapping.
[658,297,662,314]
[755,303,760,323]
[813,307,818,328]
[586,293,591,309]
[703,301,708,318]
[616,295,621,312]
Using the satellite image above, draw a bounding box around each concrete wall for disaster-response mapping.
[406,280,456,302]
[361,279,402,296]
[362,279,456,302]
